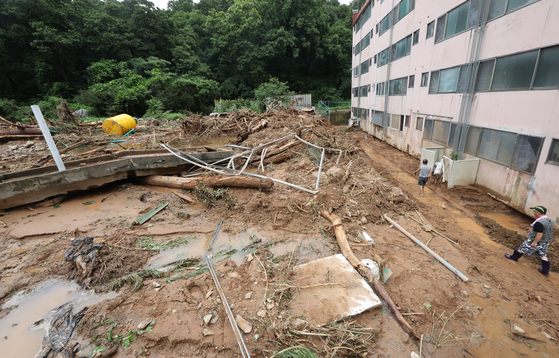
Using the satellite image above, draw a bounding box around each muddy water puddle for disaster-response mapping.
[148,227,267,268]
[269,237,332,264]
[479,212,530,235]
[0,279,117,358]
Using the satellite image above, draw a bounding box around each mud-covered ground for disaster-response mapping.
[1,113,558,358]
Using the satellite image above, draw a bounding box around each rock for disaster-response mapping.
[235,315,252,334]
[230,304,235,309]
[137,318,155,330]
[290,318,308,331]
[342,185,350,194]
[228,272,239,278]
[266,302,274,310]
[203,328,215,336]
[359,216,368,225]
[197,302,203,310]
[24,141,35,148]
[512,324,525,334]
[172,309,178,313]
[210,314,219,324]
[154,287,162,292]
[536,295,542,302]
[8,145,18,151]
[441,205,446,209]
[460,290,469,298]
[246,253,254,263]
[326,166,345,180]
[203,314,213,325]
[483,284,490,289]
[253,334,259,341]
[541,331,554,340]
[422,225,434,232]
[411,352,420,358]
[206,290,213,298]
[245,291,253,300]
[152,281,161,287]
[216,298,221,304]
[257,310,267,318]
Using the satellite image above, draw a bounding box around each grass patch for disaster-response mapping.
[194,181,235,209]
[136,236,194,251]
[272,346,319,358]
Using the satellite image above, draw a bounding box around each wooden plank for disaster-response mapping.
[135,203,169,225]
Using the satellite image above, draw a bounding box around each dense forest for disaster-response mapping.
[0,0,364,118]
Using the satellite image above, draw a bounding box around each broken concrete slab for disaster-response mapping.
[289,254,382,326]
[0,150,233,210]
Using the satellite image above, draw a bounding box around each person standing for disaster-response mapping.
[505,206,554,277]
[413,159,431,197]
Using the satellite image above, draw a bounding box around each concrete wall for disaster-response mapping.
[353,0,559,220]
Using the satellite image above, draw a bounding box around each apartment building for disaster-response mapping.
[351,0,559,219]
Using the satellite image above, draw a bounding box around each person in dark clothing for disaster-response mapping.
[413,159,431,197]
[505,206,554,277]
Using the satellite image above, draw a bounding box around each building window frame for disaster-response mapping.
[416,117,424,130]
[546,138,559,167]
[426,20,435,39]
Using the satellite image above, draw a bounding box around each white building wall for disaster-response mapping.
[352,0,559,220]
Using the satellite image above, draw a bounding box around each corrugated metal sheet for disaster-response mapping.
[292,94,312,109]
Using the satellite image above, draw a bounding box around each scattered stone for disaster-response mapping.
[206,290,213,298]
[137,318,155,330]
[228,272,239,278]
[290,318,308,330]
[483,284,490,289]
[245,291,253,300]
[541,331,554,340]
[460,290,469,298]
[203,328,215,336]
[235,315,252,334]
[172,309,178,313]
[266,302,274,310]
[197,303,203,310]
[411,352,420,358]
[203,314,213,325]
[210,314,219,324]
[536,295,542,302]
[24,141,35,148]
[253,334,259,341]
[154,287,162,292]
[326,166,345,180]
[230,304,235,309]
[216,298,222,304]
[441,205,446,209]
[359,216,368,225]
[342,185,350,194]
[152,281,161,288]
[257,310,267,318]
[512,324,525,334]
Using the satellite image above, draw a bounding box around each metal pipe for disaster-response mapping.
[31,105,66,172]
[205,255,251,358]
[236,150,254,176]
[207,220,224,252]
[383,215,469,282]
[225,144,252,150]
[315,148,325,191]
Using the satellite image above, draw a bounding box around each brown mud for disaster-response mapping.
[0,113,558,357]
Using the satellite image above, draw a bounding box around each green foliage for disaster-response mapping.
[272,346,319,358]
[136,236,193,250]
[214,98,261,113]
[254,77,293,108]
[194,181,235,209]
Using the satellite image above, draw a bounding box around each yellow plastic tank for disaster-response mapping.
[102,114,136,136]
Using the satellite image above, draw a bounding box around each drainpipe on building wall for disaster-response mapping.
[453,0,491,159]
[382,0,396,137]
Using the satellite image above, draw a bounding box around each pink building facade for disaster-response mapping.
[352,0,559,221]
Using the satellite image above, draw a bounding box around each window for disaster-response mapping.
[379,12,392,35]
[434,14,447,43]
[354,42,361,56]
[372,110,384,126]
[474,59,495,92]
[508,0,538,13]
[413,30,419,45]
[395,35,412,60]
[405,115,410,127]
[448,123,460,148]
[512,135,543,173]
[416,117,424,130]
[352,87,359,97]
[374,55,377,64]
[464,126,482,155]
[361,33,371,51]
[378,48,389,66]
[429,70,440,94]
[352,107,358,117]
[379,0,415,36]
[488,0,507,20]
[547,139,559,166]
[423,119,434,140]
[457,65,470,92]
[409,75,415,88]
[359,85,368,97]
[426,21,435,39]
[431,121,452,144]
[491,50,538,91]
[438,67,461,93]
[421,72,429,87]
[467,0,482,28]
[389,77,408,95]
[390,114,401,130]
[445,1,470,39]
[533,46,559,88]
[477,129,517,165]
[361,60,370,74]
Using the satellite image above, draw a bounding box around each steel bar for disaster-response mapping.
[315,148,325,191]
[383,214,469,282]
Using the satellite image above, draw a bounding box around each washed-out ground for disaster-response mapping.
[1,114,558,358]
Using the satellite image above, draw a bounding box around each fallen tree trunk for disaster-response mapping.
[0,128,43,135]
[77,121,103,127]
[139,175,274,190]
[321,210,420,339]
